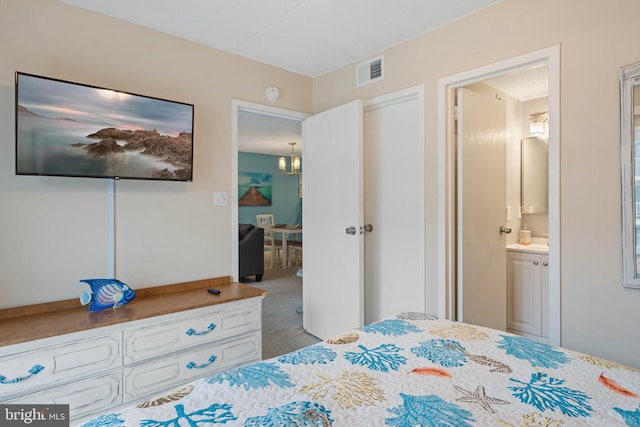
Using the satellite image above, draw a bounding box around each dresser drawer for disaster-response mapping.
[0,332,121,397]
[123,302,261,364]
[6,370,122,420]
[123,331,261,403]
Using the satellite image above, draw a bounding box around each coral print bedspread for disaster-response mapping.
[78,313,640,426]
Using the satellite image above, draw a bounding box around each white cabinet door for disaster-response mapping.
[540,255,549,338]
[507,252,545,337]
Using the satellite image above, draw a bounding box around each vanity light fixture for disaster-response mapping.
[529,111,549,136]
[278,142,301,175]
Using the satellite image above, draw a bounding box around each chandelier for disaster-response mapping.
[278,142,301,175]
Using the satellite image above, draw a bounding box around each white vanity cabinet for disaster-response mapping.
[0,278,266,421]
[506,250,549,339]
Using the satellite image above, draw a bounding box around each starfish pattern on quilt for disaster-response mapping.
[454,385,509,414]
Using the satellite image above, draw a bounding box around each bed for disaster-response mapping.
[77,313,640,426]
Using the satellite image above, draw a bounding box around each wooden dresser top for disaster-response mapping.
[0,277,266,347]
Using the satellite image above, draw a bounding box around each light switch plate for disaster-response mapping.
[213,192,228,206]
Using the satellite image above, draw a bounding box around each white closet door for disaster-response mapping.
[363,87,425,323]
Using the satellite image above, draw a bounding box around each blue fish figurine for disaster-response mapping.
[79,278,136,312]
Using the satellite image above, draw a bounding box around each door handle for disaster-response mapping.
[360,224,373,234]
[345,226,357,235]
[499,226,512,234]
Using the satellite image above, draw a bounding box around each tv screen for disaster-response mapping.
[15,72,194,181]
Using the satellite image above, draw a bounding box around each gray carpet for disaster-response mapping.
[240,258,321,360]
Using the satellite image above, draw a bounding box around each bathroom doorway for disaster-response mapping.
[437,46,561,346]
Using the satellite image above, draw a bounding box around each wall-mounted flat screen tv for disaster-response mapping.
[15,72,194,181]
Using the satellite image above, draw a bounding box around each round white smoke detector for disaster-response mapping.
[266,86,280,101]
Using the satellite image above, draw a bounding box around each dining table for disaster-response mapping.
[271,224,302,269]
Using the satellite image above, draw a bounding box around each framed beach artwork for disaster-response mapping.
[238,172,272,206]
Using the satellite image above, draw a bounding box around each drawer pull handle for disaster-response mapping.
[185,323,216,336]
[186,355,217,370]
[0,364,45,384]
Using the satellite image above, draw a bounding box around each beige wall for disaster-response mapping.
[2,0,639,369]
[0,0,312,308]
[314,0,640,368]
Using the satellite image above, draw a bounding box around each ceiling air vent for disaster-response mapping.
[356,55,384,87]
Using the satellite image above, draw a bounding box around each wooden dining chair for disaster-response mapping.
[288,240,302,267]
[256,214,283,268]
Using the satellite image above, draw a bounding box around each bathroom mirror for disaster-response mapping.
[620,62,640,288]
[521,137,548,214]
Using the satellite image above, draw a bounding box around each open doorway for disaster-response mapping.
[231,100,308,281]
[437,46,561,346]
[232,100,316,359]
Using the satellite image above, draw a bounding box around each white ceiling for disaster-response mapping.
[483,65,549,102]
[61,0,503,77]
[61,0,548,156]
[239,110,303,156]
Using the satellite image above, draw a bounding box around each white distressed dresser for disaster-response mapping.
[0,277,266,421]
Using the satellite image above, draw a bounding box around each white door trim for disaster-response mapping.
[437,45,561,345]
[231,100,309,281]
[364,85,423,112]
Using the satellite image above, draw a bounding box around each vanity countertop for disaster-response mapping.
[507,243,549,254]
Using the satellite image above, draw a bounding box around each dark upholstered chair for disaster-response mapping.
[239,224,264,282]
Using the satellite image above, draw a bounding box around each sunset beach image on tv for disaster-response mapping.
[15,72,194,181]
